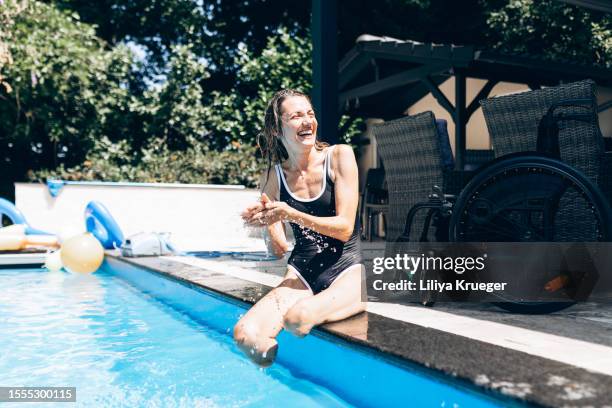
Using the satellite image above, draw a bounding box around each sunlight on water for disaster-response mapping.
[0,269,351,407]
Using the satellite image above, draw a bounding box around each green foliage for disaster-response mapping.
[30,137,264,187]
[0,1,321,187]
[203,28,362,148]
[486,0,612,68]
[229,27,314,146]
[0,0,134,178]
[0,1,20,90]
[48,0,310,86]
[146,45,211,150]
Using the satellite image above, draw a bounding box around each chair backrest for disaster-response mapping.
[372,111,445,243]
[481,80,604,184]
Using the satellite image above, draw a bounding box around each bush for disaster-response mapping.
[29,137,265,188]
[0,0,135,176]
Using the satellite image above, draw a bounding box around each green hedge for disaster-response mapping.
[29,137,265,188]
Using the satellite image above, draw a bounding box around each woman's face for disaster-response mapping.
[279,96,318,150]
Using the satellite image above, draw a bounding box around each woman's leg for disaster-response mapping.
[233,267,312,366]
[283,264,366,337]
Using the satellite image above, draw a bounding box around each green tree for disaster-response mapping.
[0,0,134,185]
[486,0,612,68]
[202,27,362,149]
[206,27,314,149]
[48,0,311,89]
[147,45,211,150]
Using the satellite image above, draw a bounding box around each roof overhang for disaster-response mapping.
[558,0,612,13]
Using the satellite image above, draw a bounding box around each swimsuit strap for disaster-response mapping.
[274,163,282,194]
[275,150,331,202]
[326,145,335,182]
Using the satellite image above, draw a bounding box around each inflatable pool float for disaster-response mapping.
[0,198,53,235]
[85,201,124,249]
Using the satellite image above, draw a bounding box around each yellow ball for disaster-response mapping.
[44,250,64,272]
[60,233,104,274]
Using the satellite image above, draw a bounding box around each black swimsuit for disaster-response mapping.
[275,146,362,294]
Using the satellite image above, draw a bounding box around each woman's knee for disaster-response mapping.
[284,299,315,325]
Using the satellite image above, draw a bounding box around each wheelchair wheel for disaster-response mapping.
[449,153,612,313]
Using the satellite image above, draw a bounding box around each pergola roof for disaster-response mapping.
[337,34,612,168]
[339,34,612,119]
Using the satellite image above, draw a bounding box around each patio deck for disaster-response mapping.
[112,239,612,407]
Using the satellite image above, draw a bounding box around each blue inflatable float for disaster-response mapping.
[0,198,53,235]
[85,201,124,249]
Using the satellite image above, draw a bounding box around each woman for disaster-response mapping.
[234,89,365,366]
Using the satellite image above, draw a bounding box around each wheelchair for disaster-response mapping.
[398,99,612,313]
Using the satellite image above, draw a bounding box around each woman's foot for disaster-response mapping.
[248,343,278,367]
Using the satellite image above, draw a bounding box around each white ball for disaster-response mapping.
[45,250,64,272]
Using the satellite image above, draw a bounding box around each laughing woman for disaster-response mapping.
[234,89,365,366]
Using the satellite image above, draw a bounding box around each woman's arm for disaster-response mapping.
[263,194,290,257]
[251,145,359,243]
[242,168,290,257]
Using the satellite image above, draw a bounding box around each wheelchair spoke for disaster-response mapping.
[451,155,611,243]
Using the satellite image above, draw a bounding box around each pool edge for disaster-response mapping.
[108,254,612,407]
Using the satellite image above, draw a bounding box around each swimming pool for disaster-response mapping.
[0,260,516,407]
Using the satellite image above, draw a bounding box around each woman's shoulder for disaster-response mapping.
[327,144,356,181]
[328,144,355,164]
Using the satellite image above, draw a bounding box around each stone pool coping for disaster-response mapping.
[109,254,612,407]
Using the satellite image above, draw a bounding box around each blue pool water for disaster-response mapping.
[0,268,349,407]
[0,262,512,407]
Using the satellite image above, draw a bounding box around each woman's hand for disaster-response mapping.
[240,201,265,223]
[240,193,270,224]
[259,201,294,225]
[242,193,294,227]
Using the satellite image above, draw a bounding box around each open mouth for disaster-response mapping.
[297,130,314,138]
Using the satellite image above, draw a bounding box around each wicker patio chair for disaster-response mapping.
[372,111,448,243]
[480,79,612,241]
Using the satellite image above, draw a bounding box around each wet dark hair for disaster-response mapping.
[257,89,327,192]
